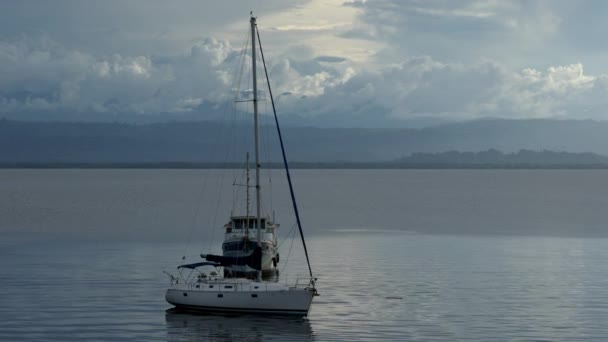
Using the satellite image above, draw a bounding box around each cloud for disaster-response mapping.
[0,1,363,120]
[2,32,608,125]
[343,0,563,67]
[0,35,233,114]
[0,32,355,117]
[1,1,608,126]
[315,56,348,63]
[276,56,608,124]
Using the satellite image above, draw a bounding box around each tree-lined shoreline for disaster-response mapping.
[3,149,608,169]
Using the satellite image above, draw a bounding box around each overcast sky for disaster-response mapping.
[1,0,608,127]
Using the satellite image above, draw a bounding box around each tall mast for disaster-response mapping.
[245,152,250,240]
[251,15,262,281]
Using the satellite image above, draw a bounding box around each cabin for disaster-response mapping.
[226,216,267,232]
[224,216,278,239]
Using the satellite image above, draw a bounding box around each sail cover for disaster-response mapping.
[202,246,262,271]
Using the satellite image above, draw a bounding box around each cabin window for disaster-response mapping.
[250,220,266,229]
[218,294,223,298]
[251,294,258,298]
[224,285,233,289]
[232,218,266,229]
[183,293,188,297]
[209,285,214,288]
[254,286,259,289]
[251,220,266,229]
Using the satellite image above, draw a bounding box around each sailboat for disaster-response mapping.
[165,14,317,316]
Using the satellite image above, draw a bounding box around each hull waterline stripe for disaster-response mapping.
[170,304,308,315]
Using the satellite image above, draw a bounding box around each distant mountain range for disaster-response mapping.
[2,118,608,166]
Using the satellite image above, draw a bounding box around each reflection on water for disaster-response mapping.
[165,309,313,342]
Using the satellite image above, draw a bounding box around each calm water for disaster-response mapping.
[1,169,608,341]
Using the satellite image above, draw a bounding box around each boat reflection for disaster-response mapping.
[165,308,313,341]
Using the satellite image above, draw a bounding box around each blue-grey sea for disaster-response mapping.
[2,169,608,341]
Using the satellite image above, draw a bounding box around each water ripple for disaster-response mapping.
[2,235,608,341]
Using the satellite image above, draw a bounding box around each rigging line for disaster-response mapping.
[232,32,250,164]
[181,31,248,262]
[257,88,270,217]
[230,31,251,212]
[206,148,230,255]
[280,221,298,275]
[232,160,248,214]
[257,26,314,279]
[228,35,253,215]
[261,89,274,216]
[228,25,257,271]
[205,29,251,254]
[210,33,248,244]
[277,222,297,249]
[183,28,249,259]
[232,151,248,213]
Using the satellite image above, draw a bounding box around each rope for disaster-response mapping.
[181,28,250,262]
[205,28,251,254]
[277,222,297,249]
[280,222,298,275]
[256,25,314,279]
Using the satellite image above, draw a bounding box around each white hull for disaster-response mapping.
[166,281,314,316]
